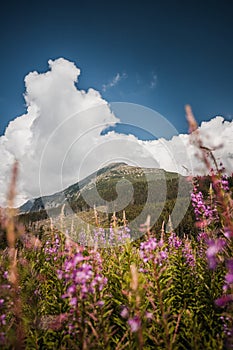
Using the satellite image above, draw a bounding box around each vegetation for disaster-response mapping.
[1,107,233,349]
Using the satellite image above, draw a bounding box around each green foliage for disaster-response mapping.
[0,220,228,349]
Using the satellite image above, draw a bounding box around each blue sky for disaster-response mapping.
[0,0,233,137]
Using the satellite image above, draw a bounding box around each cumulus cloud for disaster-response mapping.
[0,58,232,207]
[102,72,127,92]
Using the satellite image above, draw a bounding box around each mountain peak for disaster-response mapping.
[19,163,181,214]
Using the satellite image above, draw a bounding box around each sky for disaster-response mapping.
[1,0,233,135]
[0,0,233,206]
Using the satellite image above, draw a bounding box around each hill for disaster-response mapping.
[18,163,195,236]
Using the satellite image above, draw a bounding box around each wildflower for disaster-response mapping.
[168,232,182,249]
[0,314,6,326]
[197,232,208,242]
[206,238,225,269]
[128,316,141,332]
[140,237,167,265]
[225,273,233,285]
[96,300,104,307]
[182,240,195,267]
[58,250,107,307]
[70,297,77,307]
[139,238,157,263]
[191,186,218,223]
[145,311,153,320]
[206,238,225,257]
[224,227,233,239]
[215,294,233,307]
[120,306,129,319]
[221,174,229,192]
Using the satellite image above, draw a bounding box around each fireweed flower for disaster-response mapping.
[120,306,129,319]
[58,251,107,307]
[140,237,167,265]
[0,314,6,326]
[215,294,233,308]
[145,311,153,320]
[191,186,218,224]
[223,227,233,239]
[206,238,226,269]
[220,315,233,337]
[57,249,107,337]
[128,315,141,332]
[78,226,131,247]
[225,273,233,285]
[140,237,157,262]
[197,231,208,242]
[221,174,229,192]
[96,300,104,307]
[168,232,182,249]
[44,234,61,262]
[182,240,195,267]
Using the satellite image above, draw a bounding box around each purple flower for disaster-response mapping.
[96,300,104,307]
[215,294,233,307]
[70,297,77,307]
[58,248,107,314]
[191,187,218,222]
[67,285,76,294]
[225,273,233,285]
[224,228,233,239]
[120,306,129,319]
[159,250,168,260]
[208,256,217,270]
[154,250,168,265]
[206,238,226,256]
[221,175,229,191]
[168,232,182,249]
[0,315,6,326]
[206,238,226,269]
[128,316,141,332]
[145,311,153,320]
[182,241,195,267]
[197,232,208,242]
[139,238,157,263]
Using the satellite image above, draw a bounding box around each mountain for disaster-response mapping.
[18,162,194,235]
[15,164,233,238]
[19,163,127,213]
[19,163,188,214]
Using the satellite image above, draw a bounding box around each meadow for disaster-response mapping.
[0,109,233,349]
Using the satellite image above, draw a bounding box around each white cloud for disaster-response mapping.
[0,58,119,206]
[0,58,232,207]
[102,72,127,92]
[142,116,233,176]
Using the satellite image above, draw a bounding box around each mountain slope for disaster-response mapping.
[19,163,189,215]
